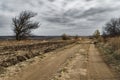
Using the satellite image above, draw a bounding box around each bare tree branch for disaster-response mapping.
[103,18,120,37]
[12,11,40,40]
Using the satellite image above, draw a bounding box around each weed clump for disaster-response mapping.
[0,66,6,75]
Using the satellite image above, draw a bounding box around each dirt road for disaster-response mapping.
[87,44,119,80]
[3,43,120,80]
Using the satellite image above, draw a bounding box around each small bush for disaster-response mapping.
[61,34,71,40]
[113,49,120,60]
[74,35,79,40]
[93,30,100,39]
[0,66,6,74]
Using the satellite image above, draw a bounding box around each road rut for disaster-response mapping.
[2,43,120,80]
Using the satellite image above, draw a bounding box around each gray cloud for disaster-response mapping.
[0,0,120,36]
[48,0,56,2]
[0,15,11,28]
[64,7,116,19]
[81,7,116,17]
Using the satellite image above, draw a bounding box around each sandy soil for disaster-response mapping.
[0,42,119,80]
[87,44,119,80]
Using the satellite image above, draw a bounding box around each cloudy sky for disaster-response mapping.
[0,0,120,36]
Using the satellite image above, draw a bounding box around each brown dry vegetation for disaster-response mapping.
[0,40,47,46]
[0,38,119,80]
[108,37,120,51]
[96,36,120,73]
[0,40,75,70]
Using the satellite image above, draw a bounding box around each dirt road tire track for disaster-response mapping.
[9,44,81,80]
[1,43,120,80]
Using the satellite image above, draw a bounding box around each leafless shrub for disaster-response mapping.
[93,30,100,39]
[61,34,71,40]
[103,18,120,37]
[12,11,40,40]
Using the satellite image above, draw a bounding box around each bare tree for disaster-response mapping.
[12,11,39,40]
[93,30,100,39]
[103,18,120,37]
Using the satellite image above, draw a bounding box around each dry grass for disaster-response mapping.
[108,37,120,51]
[0,40,47,46]
[0,40,75,67]
[96,37,120,73]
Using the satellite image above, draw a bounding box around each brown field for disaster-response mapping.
[0,40,75,67]
[0,38,120,80]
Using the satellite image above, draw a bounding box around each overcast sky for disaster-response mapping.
[0,0,120,36]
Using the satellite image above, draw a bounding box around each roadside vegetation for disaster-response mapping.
[95,18,120,73]
[61,33,80,41]
[61,33,71,40]
[74,35,79,40]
